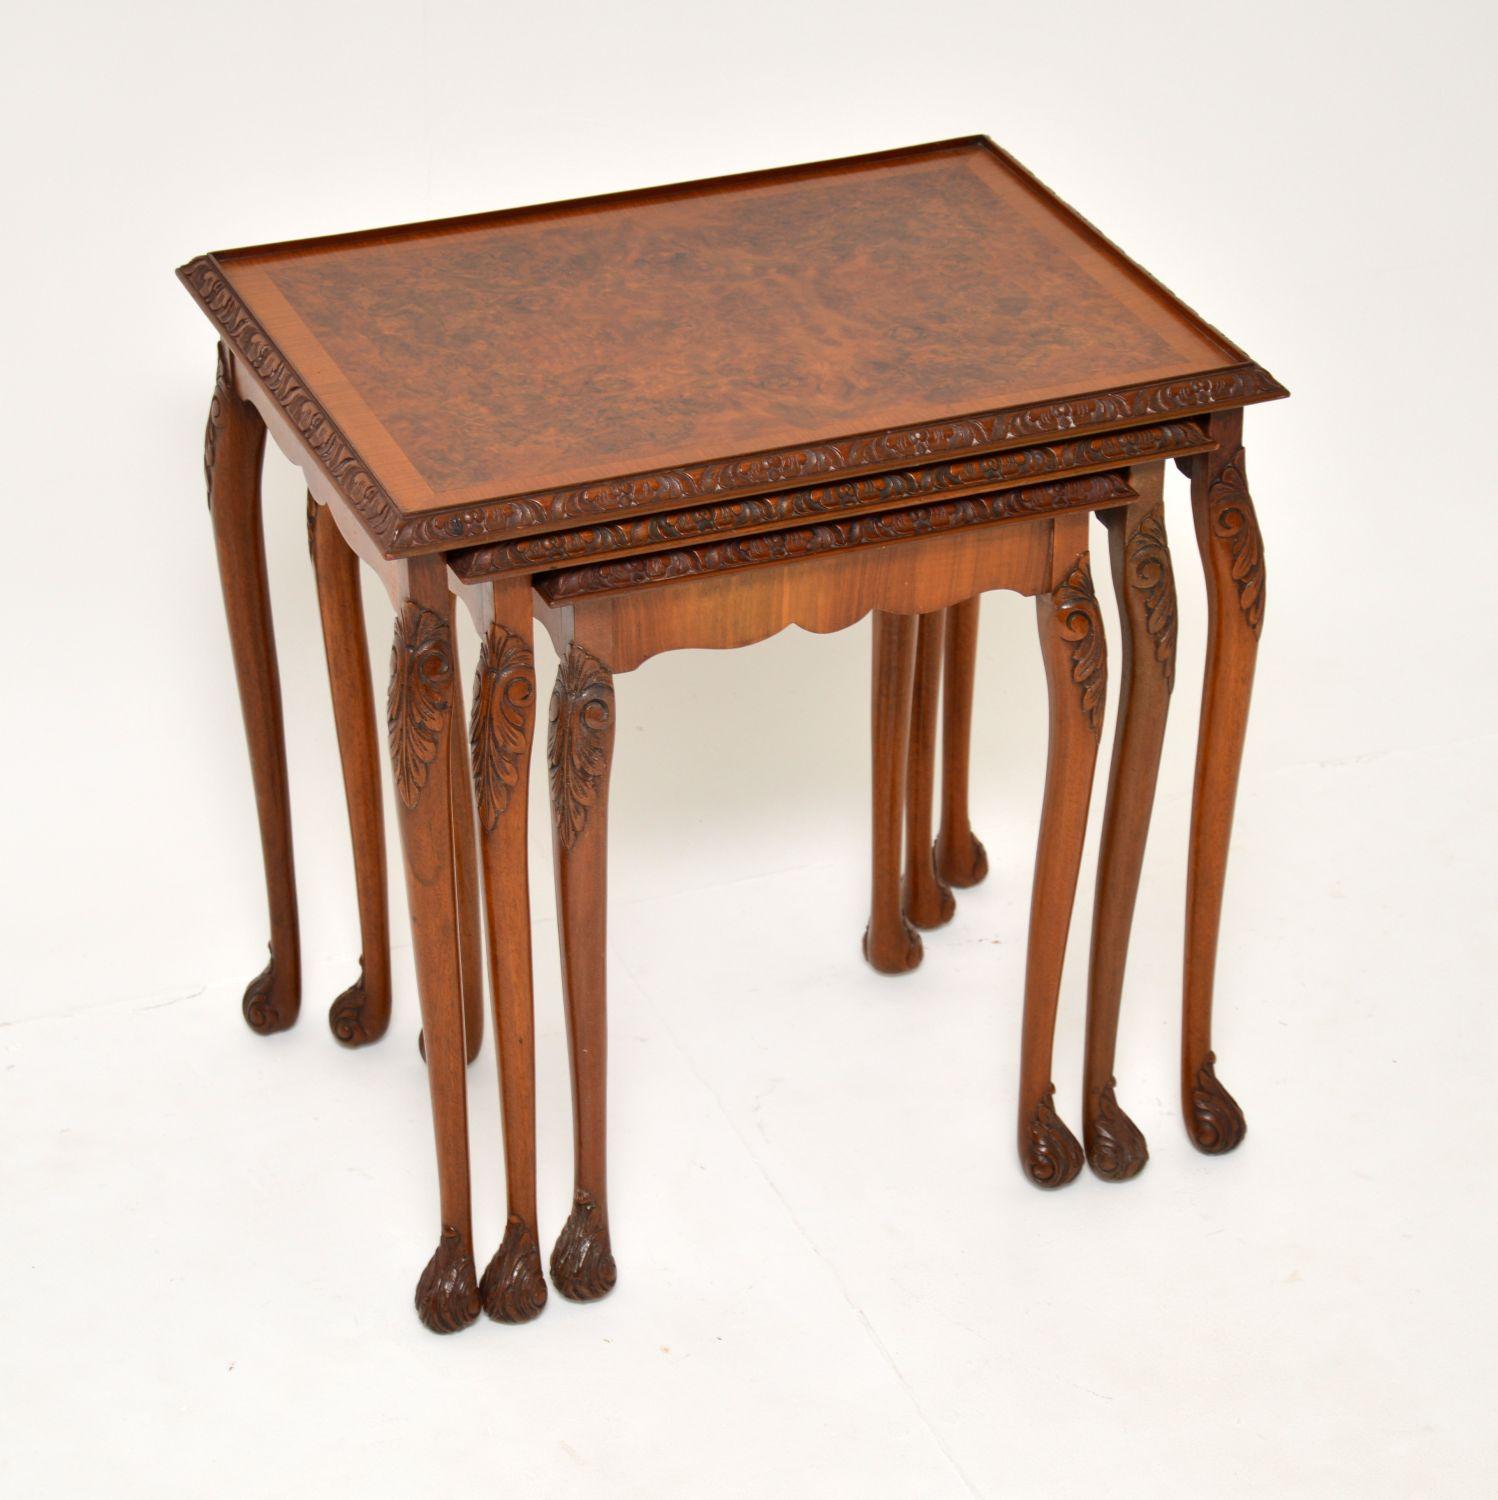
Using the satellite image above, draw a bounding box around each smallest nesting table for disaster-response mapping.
[181,135,1284,1331]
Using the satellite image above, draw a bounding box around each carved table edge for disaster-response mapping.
[529,469,1137,603]
[450,421,1216,583]
[178,253,1281,559]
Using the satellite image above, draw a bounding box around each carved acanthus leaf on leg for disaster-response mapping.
[1207,448,1265,637]
[387,603,453,810]
[470,624,536,831]
[1051,557,1107,735]
[1124,503,1178,693]
[548,646,614,850]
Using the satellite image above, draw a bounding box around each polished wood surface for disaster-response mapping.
[179,138,1284,555]
[1019,537,1105,1188]
[464,580,549,1323]
[452,421,1215,582]
[1182,411,1259,1154]
[1084,469,1174,1181]
[547,640,619,1302]
[206,350,300,1033]
[864,613,922,973]
[308,495,391,1046]
[902,610,955,931]
[188,137,1282,1332]
[933,597,989,889]
[384,557,481,1333]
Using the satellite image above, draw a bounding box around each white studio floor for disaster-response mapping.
[4,617,1495,1496]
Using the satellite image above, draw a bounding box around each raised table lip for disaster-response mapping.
[176,136,1288,559]
[450,417,1217,583]
[528,468,1139,604]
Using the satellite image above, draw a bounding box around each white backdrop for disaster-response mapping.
[4,2,1497,1495]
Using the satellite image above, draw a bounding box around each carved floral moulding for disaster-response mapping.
[452,420,1213,582]
[179,254,1281,557]
[536,470,1135,603]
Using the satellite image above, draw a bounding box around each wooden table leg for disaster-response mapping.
[1083,468,1174,1181]
[386,557,480,1333]
[307,494,391,1047]
[934,596,989,888]
[205,344,300,1034]
[1181,411,1260,1154]
[447,599,485,1066]
[548,641,619,1301]
[1019,552,1104,1188]
[903,609,956,930]
[864,611,922,973]
[467,581,548,1323]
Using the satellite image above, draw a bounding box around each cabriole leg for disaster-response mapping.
[387,559,480,1333]
[1019,554,1105,1188]
[204,344,300,1034]
[549,643,619,1301]
[447,603,485,1066]
[864,611,922,973]
[468,585,547,1323]
[934,596,989,888]
[307,495,391,1046]
[1084,471,1174,1180]
[903,609,956,929]
[1182,411,1261,1154]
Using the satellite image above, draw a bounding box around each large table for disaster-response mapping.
[179,136,1285,1332]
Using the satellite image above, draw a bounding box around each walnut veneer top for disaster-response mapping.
[179,137,1284,556]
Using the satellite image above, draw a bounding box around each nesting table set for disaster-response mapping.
[179,137,1285,1333]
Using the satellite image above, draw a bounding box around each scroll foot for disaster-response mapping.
[1188,1052,1247,1155]
[241,949,296,1035]
[1085,1080,1149,1182]
[327,964,388,1048]
[481,1216,548,1324]
[550,1190,617,1303]
[1021,1086,1084,1189]
[414,1225,481,1334]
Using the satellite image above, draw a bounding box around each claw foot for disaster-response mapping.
[481,1216,548,1324]
[1085,1080,1149,1182]
[242,948,298,1034]
[1188,1052,1247,1155]
[1022,1085,1084,1189]
[862,917,924,974]
[934,832,988,889]
[414,1225,481,1334]
[328,962,389,1048]
[550,1190,617,1303]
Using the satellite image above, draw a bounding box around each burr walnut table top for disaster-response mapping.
[178,136,1285,557]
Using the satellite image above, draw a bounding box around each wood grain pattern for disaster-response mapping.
[548,647,618,1302]
[178,138,1284,556]
[385,558,480,1334]
[864,613,923,973]
[308,495,392,1047]
[465,587,548,1324]
[933,598,989,888]
[1019,548,1105,1189]
[1083,476,1175,1181]
[901,610,955,930]
[1182,412,1259,1155]
[205,345,301,1035]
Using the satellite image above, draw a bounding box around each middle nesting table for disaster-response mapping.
[436,454,1171,1322]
